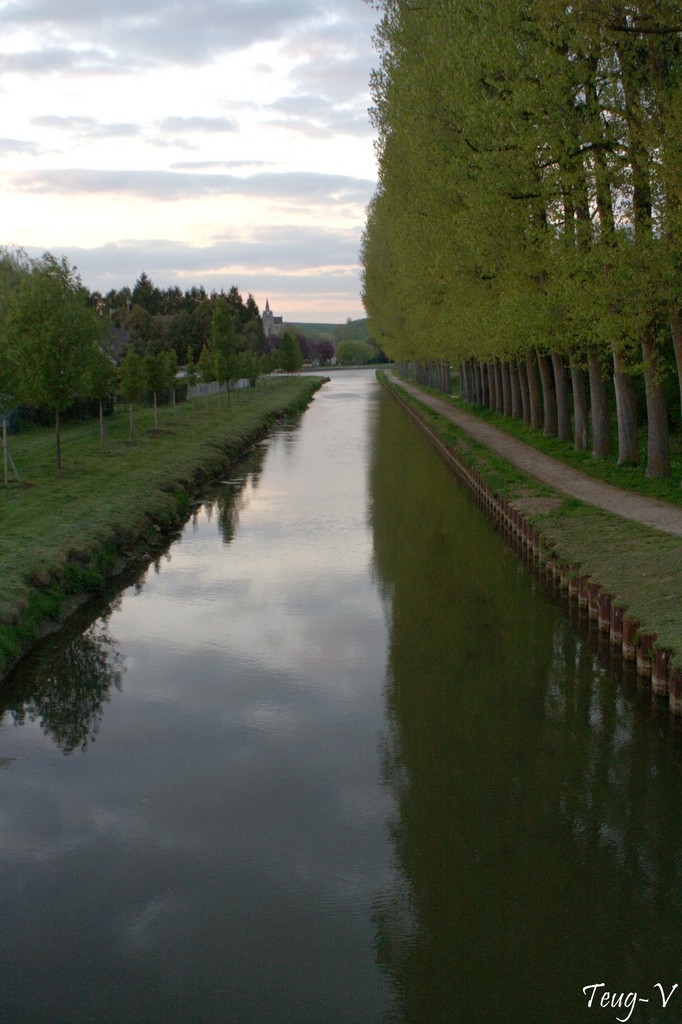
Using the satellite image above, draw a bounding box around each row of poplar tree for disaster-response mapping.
[0,249,301,469]
[361,0,682,478]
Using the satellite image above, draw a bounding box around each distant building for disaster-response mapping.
[262,298,283,340]
[101,326,131,362]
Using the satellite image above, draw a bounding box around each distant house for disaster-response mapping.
[101,326,132,362]
[261,299,283,340]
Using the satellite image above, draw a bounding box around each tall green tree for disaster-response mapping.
[185,345,198,408]
[117,345,144,438]
[279,331,303,373]
[164,349,179,414]
[131,272,162,314]
[197,344,215,410]
[363,0,682,476]
[143,343,166,430]
[83,344,116,452]
[3,253,102,468]
[211,297,239,405]
[0,247,31,411]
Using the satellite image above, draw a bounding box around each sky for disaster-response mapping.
[0,0,380,322]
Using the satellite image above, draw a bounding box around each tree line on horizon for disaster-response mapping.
[0,246,390,469]
[362,0,682,478]
[0,249,307,469]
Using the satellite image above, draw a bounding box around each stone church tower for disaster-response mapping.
[262,299,283,340]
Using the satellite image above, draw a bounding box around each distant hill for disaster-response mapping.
[333,318,369,342]
[285,322,339,339]
[285,318,370,342]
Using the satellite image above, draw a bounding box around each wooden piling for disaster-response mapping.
[622,617,640,662]
[598,592,611,634]
[588,583,601,620]
[669,668,682,716]
[610,605,625,648]
[652,649,670,697]
[636,634,656,679]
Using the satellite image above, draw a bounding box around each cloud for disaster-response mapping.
[1,1,379,85]
[0,137,42,156]
[63,224,362,275]
[31,114,141,139]
[157,116,239,134]
[0,0,379,318]
[25,114,240,149]
[0,46,124,76]
[1,0,323,69]
[9,167,375,206]
[28,226,366,316]
[170,160,276,171]
[290,52,375,100]
[264,94,371,138]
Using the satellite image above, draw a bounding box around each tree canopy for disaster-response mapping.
[1,253,103,467]
[362,0,682,477]
[279,332,303,374]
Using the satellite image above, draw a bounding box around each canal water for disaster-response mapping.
[2,369,682,1024]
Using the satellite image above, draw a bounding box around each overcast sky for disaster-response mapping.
[0,0,380,322]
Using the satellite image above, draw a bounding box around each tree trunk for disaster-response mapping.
[501,361,512,417]
[551,352,572,442]
[495,361,505,413]
[641,325,670,478]
[537,352,558,437]
[55,408,62,470]
[587,347,611,457]
[669,307,682,422]
[99,400,105,453]
[472,360,481,404]
[480,362,489,408]
[475,360,484,405]
[509,359,522,419]
[569,357,590,451]
[517,357,530,426]
[525,349,543,430]
[487,362,496,411]
[128,402,135,438]
[614,33,669,477]
[460,362,468,401]
[3,413,7,486]
[612,347,639,465]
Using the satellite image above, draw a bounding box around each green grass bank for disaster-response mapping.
[0,376,324,682]
[379,372,682,667]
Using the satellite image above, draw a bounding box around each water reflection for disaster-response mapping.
[0,445,269,756]
[369,389,682,1023]
[4,372,682,1023]
[2,614,124,754]
[209,441,268,545]
[0,374,393,1024]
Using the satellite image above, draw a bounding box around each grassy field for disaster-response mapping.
[0,376,323,680]
[379,373,682,665]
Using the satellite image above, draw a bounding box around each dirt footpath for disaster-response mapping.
[385,371,682,539]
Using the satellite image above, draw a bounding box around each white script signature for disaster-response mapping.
[583,982,679,1022]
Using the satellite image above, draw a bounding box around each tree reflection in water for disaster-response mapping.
[1,445,272,758]
[4,615,124,755]
[202,444,266,546]
[368,387,682,1023]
